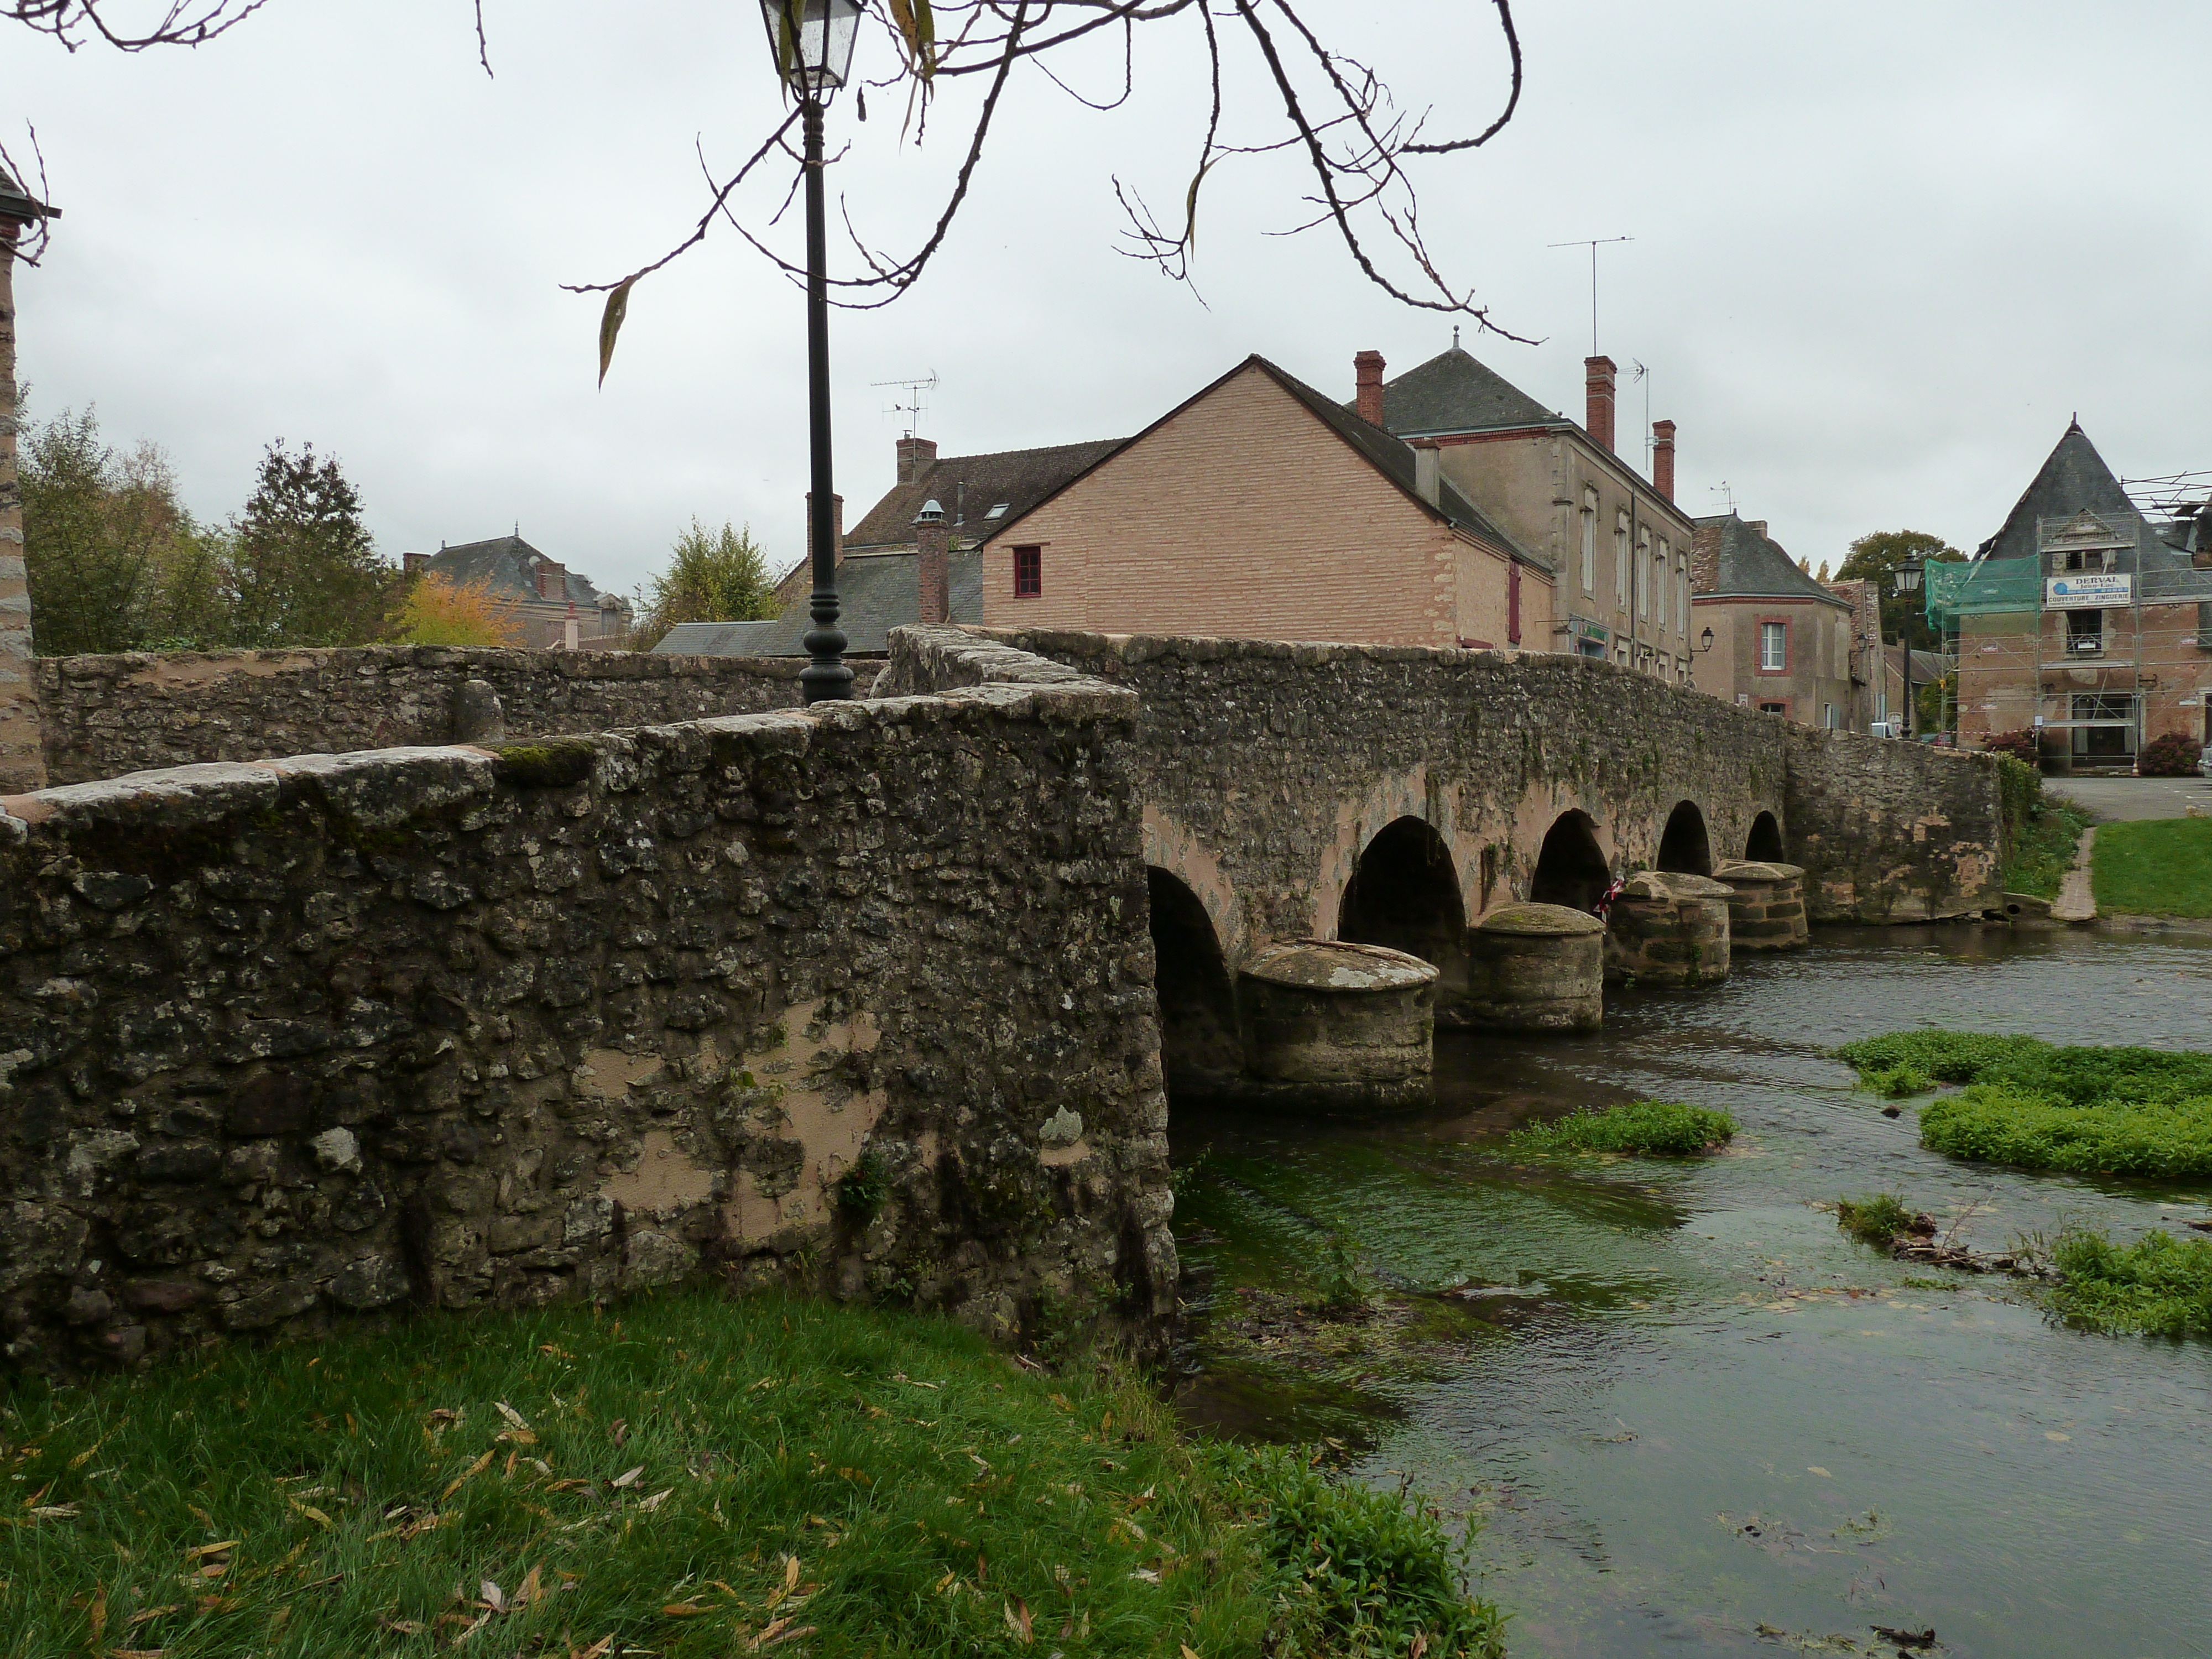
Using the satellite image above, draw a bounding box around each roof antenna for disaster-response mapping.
[872,371,938,437]
[1547,234,1634,356]
[1709,481,1736,514]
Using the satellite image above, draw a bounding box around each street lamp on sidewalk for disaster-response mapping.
[759,0,862,702]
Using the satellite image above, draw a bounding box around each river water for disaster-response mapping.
[1168,927,2212,1658]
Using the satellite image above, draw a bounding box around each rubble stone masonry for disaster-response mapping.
[0,632,1171,1377]
[36,645,880,786]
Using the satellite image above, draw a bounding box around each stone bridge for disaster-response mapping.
[0,627,2003,1376]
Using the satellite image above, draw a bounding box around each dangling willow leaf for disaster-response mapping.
[597,276,637,388]
[888,0,936,78]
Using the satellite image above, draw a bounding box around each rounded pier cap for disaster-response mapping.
[1616,870,1674,901]
[1244,939,1437,991]
[1653,872,1735,899]
[1475,901,1603,937]
[1714,860,1802,881]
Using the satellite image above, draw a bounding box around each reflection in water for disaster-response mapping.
[1168,927,2212,1658]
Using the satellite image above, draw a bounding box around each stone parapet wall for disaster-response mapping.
[0,634,1168,1378]
[34,646,878,786]
[1781,727,2005,922]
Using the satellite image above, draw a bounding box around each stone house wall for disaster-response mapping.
[33,645,880,786]
[0,632,1169,1378]
[975,362,1525,650]
[1781,724,2005,921]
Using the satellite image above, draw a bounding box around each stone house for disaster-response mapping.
[677,354,1548,656]
[0,162,58,792]
[1948,421,2212,769]
[1690,513,1857,728]
[668,436,1119,657]
[403,534,633,650]
[1355,343,1696,679]
[972,354,1548,650]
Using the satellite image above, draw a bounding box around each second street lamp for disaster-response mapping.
[1891,559,1925,738]
[760,0,862,703]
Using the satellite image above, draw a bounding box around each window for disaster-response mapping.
[1759,700,1788,716]
[1823,703,1838,729]
[2066,608,2102,654]
[1615,510,1630,607]
[1760,620,1787,671]
[1580,488,1598,593]
[984,502,1010,521]
[1655,538,1671,630]
[1837,617,1849,671]
[2072,692,2135,759]
[1013,545,1042,597]
[1636,526,1653,620]
[1677,561,1689,636]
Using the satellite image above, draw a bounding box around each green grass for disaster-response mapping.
[0,1289,1506,1658]
[2005,801,2091,900]
[1835,1193,1914,1248]
[1504,1100,1736,1156]
[2093,817,2212,918]
[1836,1030,2212,1176]
[2043,1227,2212,1338]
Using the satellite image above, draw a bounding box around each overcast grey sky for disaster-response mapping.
[11,2,2209,598]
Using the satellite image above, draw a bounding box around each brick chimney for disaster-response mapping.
[1651,419,1676,502]
[0,167,58,792]
[1584,356,1616,453]
[914,498,950,625]
[534,559,567,600]
[1690,520,1722,593]
[1354,350,1386,426]
[404,550,430,575]
[896,435,937,485]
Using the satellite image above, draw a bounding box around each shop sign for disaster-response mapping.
[2045,572,2131,609]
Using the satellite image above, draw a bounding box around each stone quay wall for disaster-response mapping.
[0,633,1170,1378]
[1782,725,2006,923]
[35,646,880,787]
[941,626,2005,954]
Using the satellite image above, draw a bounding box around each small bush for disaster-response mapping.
[1249,1451,1510,1658]
[832,1147,891,1222]
[2138,731,2202,778]
[1859,1062,1935,1098]
[1984,728,2043,765]
[2044,1226,2212,1337]
[1505,1099,1736,1156]
[1836,1193,1914,1248]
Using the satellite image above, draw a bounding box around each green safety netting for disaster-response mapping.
[1924,556,2038,627]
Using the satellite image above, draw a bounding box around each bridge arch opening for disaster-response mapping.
[1530,810,1613,914]
[1338,816,1469,1014]
[1147,868,1240,1102]
[1656,801,1714,877]
[1745,811,1785,863]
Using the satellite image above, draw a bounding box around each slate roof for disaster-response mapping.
[417,535,623,611]
[844,441,1123,551]
[1692,514,1850,609]
[655,548,983,656]
[1977,421,2187,577]
[1365,346,1557,436]
[987,354,1546,571]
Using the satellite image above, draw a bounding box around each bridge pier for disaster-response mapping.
[1604,872,1734,988]
[1712,860,1811,950]
[1234,940,1436,1113]
[1462,903,1605,1032]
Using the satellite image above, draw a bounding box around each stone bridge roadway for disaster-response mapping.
[889,626,2007,1090]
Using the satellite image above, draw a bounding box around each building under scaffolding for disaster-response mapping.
[1928,422,2212,771]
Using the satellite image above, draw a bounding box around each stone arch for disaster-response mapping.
[1656,800,1714,877]
[1745,811,1785,863]
[1147,867,1241,1101]
[1530,810,1613,914]
[1337,816,1470,1016]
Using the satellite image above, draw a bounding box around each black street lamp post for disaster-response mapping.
[761,0,862,703]
[1891,559,1925,739]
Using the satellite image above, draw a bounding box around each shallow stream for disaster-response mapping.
[1168,927,2212,1658]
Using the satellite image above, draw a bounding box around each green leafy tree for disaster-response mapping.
[225,441,398,648]
[1837,529,1965,653]
[633,519,776,650]
[20,407,191,655]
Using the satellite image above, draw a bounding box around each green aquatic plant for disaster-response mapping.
[1858,1062,1935,1099]
[1316,1229,1368,1312]
[2043,1226,2212,1337]
[1837,1030,2212,1176]
[1248,1450,1510,1658]
[1505,1099,1735,1156]
[1835,1192,1914,1248]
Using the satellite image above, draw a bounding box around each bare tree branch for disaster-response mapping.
[0,126,56,267]
[6,0,268,51]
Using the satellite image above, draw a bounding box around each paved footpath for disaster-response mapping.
[2045,775,2212,822]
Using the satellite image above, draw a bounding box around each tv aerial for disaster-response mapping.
[873,371,938,436]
